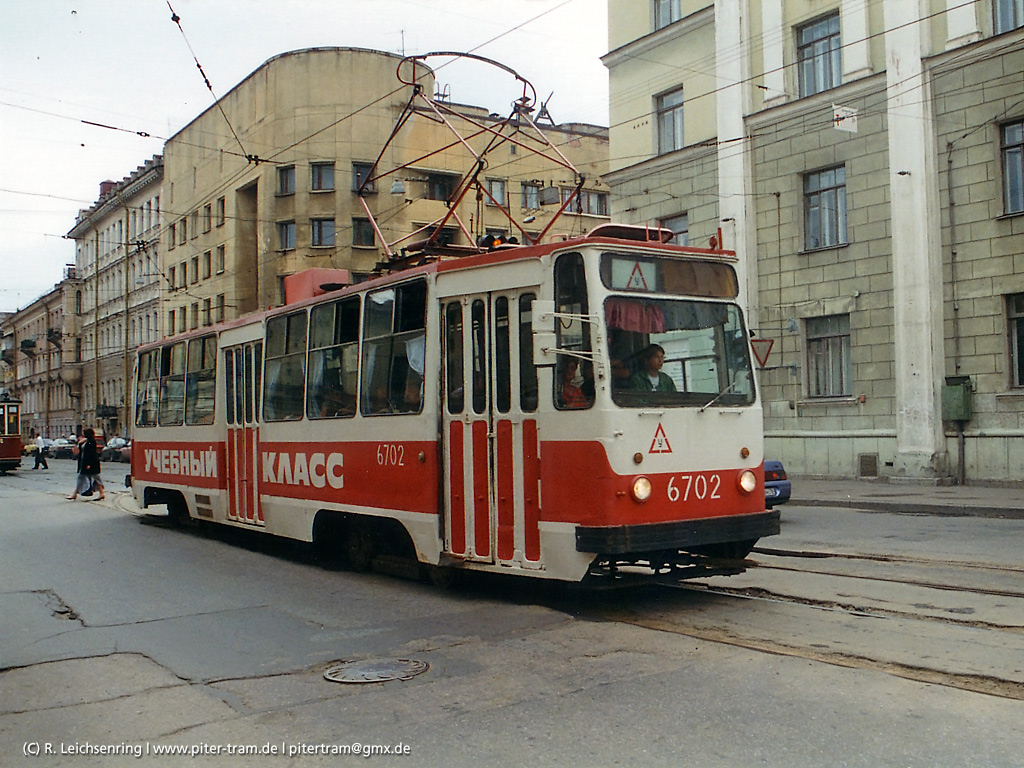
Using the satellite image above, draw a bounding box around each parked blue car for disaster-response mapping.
[765,460,791,507]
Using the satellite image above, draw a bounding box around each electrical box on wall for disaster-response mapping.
[941,376,973,421]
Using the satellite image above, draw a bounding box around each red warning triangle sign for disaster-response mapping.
[750,338,774,368]
[627,261,650,290]
[649,423,672,454]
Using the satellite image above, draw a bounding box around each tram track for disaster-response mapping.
[753,545,1024,576]
[606,605,1024,702]
[672,582,1024,633]
[575,542,1024,703]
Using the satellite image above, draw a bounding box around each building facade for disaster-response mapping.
[0,278,78,440]
[161,47,609,325]
[605,0,1024,482]
[66,156,163,439]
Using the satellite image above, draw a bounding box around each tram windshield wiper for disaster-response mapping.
[700,380,740,412]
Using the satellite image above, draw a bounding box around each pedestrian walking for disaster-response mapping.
[66,429,105,501]
[33,434,48,470]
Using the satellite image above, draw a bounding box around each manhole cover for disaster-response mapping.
[323,658,428,684]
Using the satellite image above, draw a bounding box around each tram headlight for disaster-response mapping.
[737,469,757,495]
[630,476,653,503]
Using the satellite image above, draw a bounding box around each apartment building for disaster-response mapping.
[604,1,1024,482]
[65,156,163,439]
[0,279,77,439]
[161,47,609,325]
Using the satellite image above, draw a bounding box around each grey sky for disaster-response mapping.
[0,0,608,312]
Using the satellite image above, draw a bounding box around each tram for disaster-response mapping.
[0,393,23,473]
[129,52,777,583]
[129,224,779,584]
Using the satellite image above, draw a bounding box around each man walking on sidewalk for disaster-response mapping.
[33,434,48,470]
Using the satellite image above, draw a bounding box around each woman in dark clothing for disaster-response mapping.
[66,428,105,501]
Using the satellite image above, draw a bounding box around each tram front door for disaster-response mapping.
[441,290,542,567]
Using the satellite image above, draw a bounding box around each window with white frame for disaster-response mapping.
[657,88,685,154]
[311,162,335,192]
[804,165,847,249]
[560,188,609,216]
[655,0,681,30]
[486,179,506,206]
[995,0,1024,33]
[798,13,841,97]
[311,218,335,247]
[660,213,689,245]
[807,314,851,397]
[522,182,540,209]
[1001,119,1023,215]
[1009,294,1024,387]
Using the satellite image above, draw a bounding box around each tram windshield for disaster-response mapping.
[596,251,753,408]
[605,296,754,408]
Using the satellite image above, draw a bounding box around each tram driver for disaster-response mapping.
[629,344,677,393]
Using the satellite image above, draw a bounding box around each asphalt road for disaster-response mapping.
[2,460,1022,767]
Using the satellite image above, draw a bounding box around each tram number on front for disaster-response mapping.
[667,473,722,502]
[377,443,405,467]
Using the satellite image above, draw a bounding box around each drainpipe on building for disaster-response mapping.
[946,142,966,485]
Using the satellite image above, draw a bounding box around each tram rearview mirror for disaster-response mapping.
[531,299,557,364]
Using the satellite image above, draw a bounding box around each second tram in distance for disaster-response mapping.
[129,225,779,584]
[0,394,22,474]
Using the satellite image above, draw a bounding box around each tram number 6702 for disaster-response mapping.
[667,473,722,502]
[377,443,405,467]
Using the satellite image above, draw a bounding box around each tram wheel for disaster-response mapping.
[345,520,375,572]
[166,497,189,528]
[424,564,460,589]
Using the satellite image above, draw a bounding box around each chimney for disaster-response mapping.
[99,180,117,198]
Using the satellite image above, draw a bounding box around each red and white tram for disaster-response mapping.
[129,225,778,584]
[0,393,22,473]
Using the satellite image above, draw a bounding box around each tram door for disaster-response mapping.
[224,341,263,525]
[441,291,542,566]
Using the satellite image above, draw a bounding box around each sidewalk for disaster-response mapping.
[790,477,1024,519]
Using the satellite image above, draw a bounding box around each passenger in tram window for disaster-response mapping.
[402,371,423,411]
[580,360,596,400]
[558,358,591,409]
[609,358,631,388]
[369,383,393,414]
[319,380,355,418]
[630,344,676,393]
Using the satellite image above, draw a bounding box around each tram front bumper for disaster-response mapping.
[575,509,780,555]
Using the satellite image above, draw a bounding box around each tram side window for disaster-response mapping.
[224,350,236,425]
[519,293,538,412]
[553,253,593,410]
[185,335,217,425]
[158,342,186,426]
[307,296,359,419]
[264,312,307,421]
[444,302,464,413]
[494,297,511,413]
[135,349,160,427]
[5,405,19,436]
[361,280,427,415]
